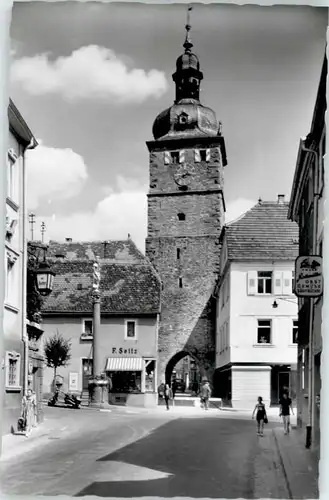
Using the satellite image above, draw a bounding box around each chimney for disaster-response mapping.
[65,237,72,242]
[277,194,285,204]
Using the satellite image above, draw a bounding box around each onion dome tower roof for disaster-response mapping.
[152,6,220,141]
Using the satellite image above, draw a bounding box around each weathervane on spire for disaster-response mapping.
[183,4,193,53]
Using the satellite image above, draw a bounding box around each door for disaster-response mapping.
[278,371,290,400]
[82,359,93,390]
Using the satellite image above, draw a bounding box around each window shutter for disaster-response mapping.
[206,148,211,162]
[164,151,170,165]
[247,271,257,295]
[195,149,201,162]
[179,150,185,164]
[282,271,292,295]
[274,271,283,295]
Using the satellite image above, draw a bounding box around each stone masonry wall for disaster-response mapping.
[146,140,225,385]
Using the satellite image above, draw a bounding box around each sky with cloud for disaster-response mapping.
[10,2,327,252]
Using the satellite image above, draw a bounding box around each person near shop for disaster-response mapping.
[164,383,173,410]
[200,381,211,410]
[252,396,267,436]
[279,392,294,434]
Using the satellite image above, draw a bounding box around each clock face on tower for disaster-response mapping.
[173,163,192,187]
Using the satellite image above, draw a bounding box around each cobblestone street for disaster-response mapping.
[0,406,318,499]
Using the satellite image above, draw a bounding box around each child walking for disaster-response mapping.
[252,396,267,436]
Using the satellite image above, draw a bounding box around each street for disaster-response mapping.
[0,406,292,499]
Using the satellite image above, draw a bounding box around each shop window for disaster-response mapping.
[82,319,93,337]
[257,271,272,294]
[5,351,21,389]
[125,320,137,339]
[178,213,186,221]
[110,371,141,393]
[292,320,298,344]
[257,319,272,344]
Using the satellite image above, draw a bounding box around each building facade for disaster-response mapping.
[145,22,227,385]
[41,239,161,407]
[288,53,326,454]
[215,198,299,409]
[2,101,37,435]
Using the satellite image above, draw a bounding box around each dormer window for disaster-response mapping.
[171,151,179,164]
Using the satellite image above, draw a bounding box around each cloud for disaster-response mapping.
[39,185,148,253]
[225,198,257,223]
[11,45,168,103]
[26,143,88,210]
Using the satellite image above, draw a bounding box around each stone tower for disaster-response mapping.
[145,14,227,385]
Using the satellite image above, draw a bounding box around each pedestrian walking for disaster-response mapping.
[200,380,211,410]
[32,390,37,427]
[252,396,267,436]
[172,380,177,399]
[21,388,34,437]
[164,383,172,410]
[279,392,294,434]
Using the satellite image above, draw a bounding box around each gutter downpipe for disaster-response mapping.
[301,141,319,449]
[22,138,38,397]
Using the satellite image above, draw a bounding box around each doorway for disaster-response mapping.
[278,371,290,399]
[82,359,93,390]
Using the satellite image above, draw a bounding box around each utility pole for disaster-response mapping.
[29,213,35,241]
[40,221,46,243]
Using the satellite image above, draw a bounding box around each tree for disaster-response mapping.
[44,331,72,388]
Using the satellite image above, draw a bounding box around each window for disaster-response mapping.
[178,213,186,221]
[257,320,272,344]
[7,149,18,202]
[171,151,179,164]
[179,277,183,288]
[292,271,295,293]
[82,319,93,336]
[177,248,181,260]
[257,271,272,294]
[5,261,13,301]
[292,320,298,344]
[125,320,137,339]
[5,351,21,389]
[200,149,207,161]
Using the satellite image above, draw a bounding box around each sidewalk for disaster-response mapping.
[273,426,319,499]
[0,408,91,463]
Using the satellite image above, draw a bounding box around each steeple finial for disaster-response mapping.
[183,5,193,53]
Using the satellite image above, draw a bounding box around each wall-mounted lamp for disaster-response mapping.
[272,297,298,309]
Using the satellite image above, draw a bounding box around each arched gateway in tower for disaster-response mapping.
[145,12,228,387]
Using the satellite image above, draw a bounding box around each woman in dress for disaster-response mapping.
[252,396,267,436]
[21,389,34,437]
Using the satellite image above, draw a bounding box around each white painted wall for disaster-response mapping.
[216,260,298,368]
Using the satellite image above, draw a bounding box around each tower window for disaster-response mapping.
[177,248,181,260]
[200,150,207,161]
[171,152,179,164]
[179,277,183,288]
[178,213,186,221]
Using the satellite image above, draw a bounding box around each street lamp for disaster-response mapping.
[35,249,55,296]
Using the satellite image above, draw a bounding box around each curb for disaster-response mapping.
[272,428,293,499]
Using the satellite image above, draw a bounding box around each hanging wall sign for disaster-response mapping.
[294,255,323,298]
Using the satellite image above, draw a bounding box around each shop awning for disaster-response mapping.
[105,357,143,372]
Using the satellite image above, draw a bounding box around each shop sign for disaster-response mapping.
[295,255,323,298]
[112,347,138,355]
[69,372,79,391]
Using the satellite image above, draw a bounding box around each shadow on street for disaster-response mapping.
[76,417,258,498]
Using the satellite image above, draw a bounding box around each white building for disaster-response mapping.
[2,100,37,435]
[214,197,299,409]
